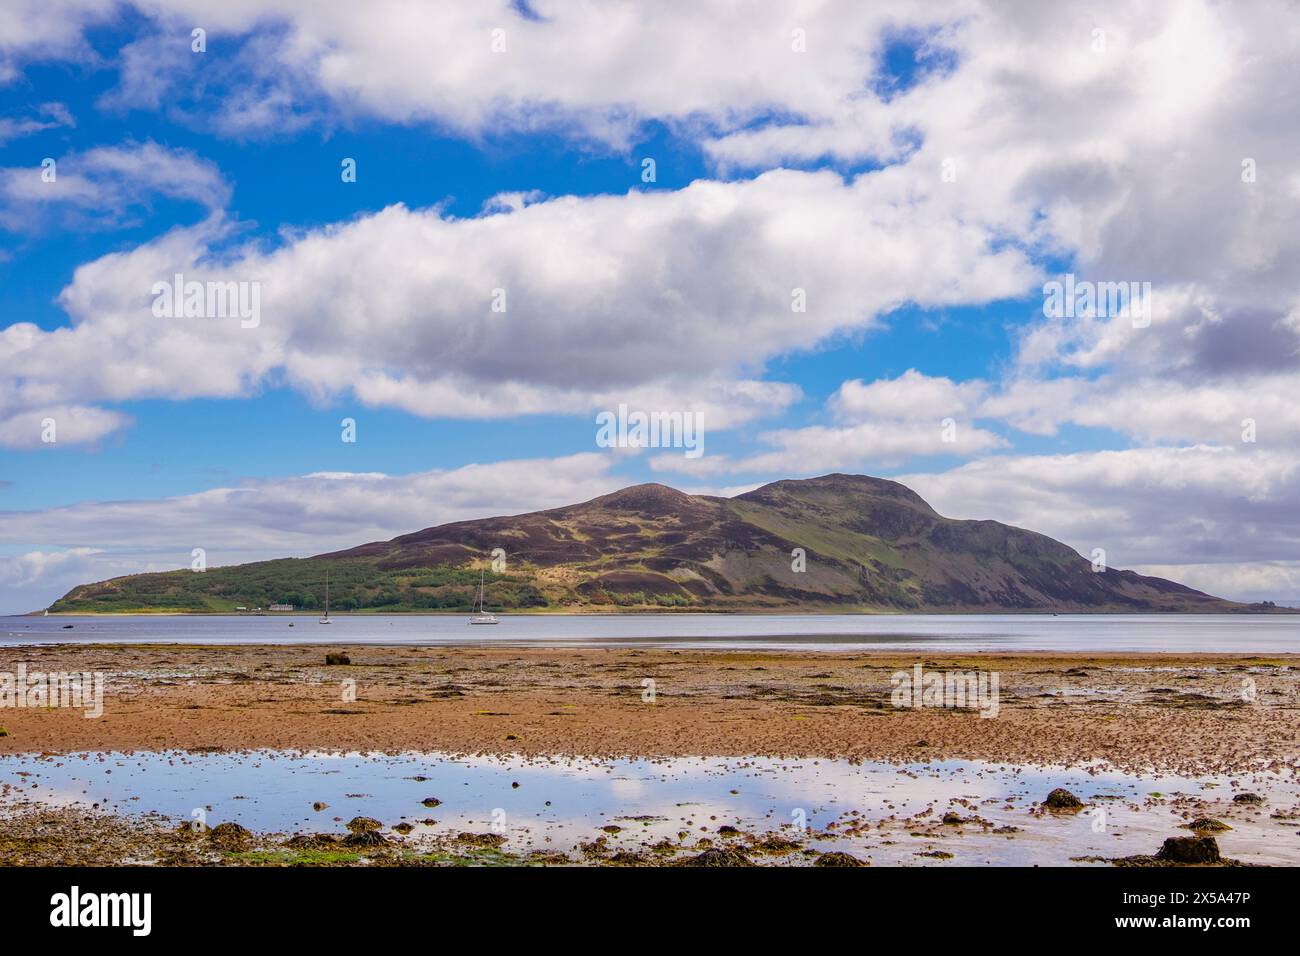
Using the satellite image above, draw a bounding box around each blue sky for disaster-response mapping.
[1,1,1297,612]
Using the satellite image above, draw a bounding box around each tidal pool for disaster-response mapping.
[2,751,1296,865]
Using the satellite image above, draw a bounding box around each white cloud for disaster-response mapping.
[1136,562,1300,606]
[5,2,1298,463]
[78,1,963,144]
[0,547,104,588]
[0,140,230,232]
[0,167,1034,447]
[0,101,75,144]
[0,404,131,449]
[654,370,1005,476]
[0,0,114,79]
[831,370,986,422]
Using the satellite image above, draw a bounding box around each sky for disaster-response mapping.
[2,0,1300,613]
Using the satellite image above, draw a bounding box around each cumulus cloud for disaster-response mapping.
[830,370,987,422]
[0,168,1034,447]
[5,3,1297,460]
[71,1,959,144]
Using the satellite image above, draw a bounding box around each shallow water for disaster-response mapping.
[3,612,1298,653]
[2,750,1296,865]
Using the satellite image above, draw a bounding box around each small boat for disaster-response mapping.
[319,570,332,624]
[469,569,498,625]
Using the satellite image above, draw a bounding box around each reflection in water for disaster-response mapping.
[2,750,1295,865]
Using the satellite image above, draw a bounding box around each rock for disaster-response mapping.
[1183,818,1231,832]
[605,850,651,866]
[942,812,965,825]
[717,825,741,837]
[421,797,441,808]
[343,829,387,847]
[600,825,623,834]
[675,847,755,867]
[392,822,414,834]
[324,652,351,666]
[749,835,801,855]
[312,802,328,812]
[455,832,507,848]
[287,833,340,848]
[814,851,868,867]
[1232,792,1264,804]
[208,822,253,850]
[345,816,383,834]
[1156,836,1221,864]
[174,821,203,838]
[1043,788,1084,810]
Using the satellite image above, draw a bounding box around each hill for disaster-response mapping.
[50,473,1261,613]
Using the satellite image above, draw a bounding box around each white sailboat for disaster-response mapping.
[319,570,332,624]
[469,569,498,625]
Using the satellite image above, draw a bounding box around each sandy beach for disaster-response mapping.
[2,644,1298,866]
[1,644,1295,773]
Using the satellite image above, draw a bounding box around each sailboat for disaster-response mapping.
[319,570,332,624]
[469,569,498,625]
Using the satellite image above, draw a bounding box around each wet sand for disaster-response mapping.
[0,644,1296,775]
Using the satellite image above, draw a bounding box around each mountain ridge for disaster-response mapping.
[49,473,1275,614]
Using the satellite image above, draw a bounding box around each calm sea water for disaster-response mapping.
[1,613,1296,653]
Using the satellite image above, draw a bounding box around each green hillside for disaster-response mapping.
[50,473,1258,614]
